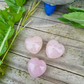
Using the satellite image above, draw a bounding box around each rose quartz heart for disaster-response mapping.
[25,36,43,54]
[46,40,65,58]
[28,58,47,78]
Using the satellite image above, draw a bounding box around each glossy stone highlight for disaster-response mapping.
[28,58,47,78]
[25,36,43,54]
[46,40,65,58]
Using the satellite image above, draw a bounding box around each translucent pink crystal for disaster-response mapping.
[25,36,43,54]
[46,40,65,58]
[28,58,47,78]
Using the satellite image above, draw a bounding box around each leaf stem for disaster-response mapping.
[17,6,21,13]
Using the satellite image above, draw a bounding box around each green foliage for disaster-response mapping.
[0,0,26,56]
[58,17,83,27]
[68,5,84,12]
[58,5,84,28]
[5,0,25,26]
[63,12,84,27]
[0,0,41,76]
[0,10,14,56]
[4,0,16,6]
[16,0,26,6]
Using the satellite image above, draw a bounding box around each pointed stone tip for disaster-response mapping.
[44,3,56,16]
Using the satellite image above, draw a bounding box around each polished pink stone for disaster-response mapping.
[25,36,43,54]
[28,58,47,78]
[46,40,65,58]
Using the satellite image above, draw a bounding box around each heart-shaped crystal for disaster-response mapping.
[25,36,43,54]
[28,58,47,78]
[46,40,65,58]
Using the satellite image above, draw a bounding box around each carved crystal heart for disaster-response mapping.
[46,40,65,58]
[28,58,47,78]
[25,36,43,54]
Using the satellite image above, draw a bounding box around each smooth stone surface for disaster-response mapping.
[28,58,47,78]
[46,40,65,58]
[25,36,43,54]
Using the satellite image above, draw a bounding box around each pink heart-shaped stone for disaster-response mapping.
[25,36,43,54]
[46,40,65,58]
[28,58,47,78]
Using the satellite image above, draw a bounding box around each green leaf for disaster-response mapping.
[4,0,16,6]
[16,0,26,6]
[8,4,25,24]
[0,44,7,56]
[7,2,25,26]
[8,6,25,26]
[0,15,7,25]
[0,21,14,56]
[58,17,84,27]
[63,12,84,27]
[58,4,84,28]
[5,0,25,13]
[9,6,25,13]
[68,5,84,12]
[8,11,24,26]
[5,0,26,7]
[8,18,15,27]
[0,8,12,26]
[11,12,23,22]
[0,9,11,22]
